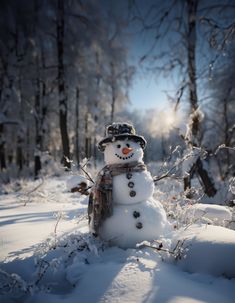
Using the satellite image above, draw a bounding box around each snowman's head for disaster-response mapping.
[104,139,143,165]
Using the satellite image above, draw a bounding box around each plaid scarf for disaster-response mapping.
[88,161,146,235]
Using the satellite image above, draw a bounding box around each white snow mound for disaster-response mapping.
[172,224,235,278]
[183,203,232,226]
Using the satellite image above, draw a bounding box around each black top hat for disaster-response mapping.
[98,122,146,152]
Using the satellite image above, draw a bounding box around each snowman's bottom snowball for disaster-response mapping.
[99,199,171,249]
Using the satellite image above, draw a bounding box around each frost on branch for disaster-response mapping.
[182,109,217,198]
[0,270,29,298]
[229,177,235,195]
[0,231,104,300]
[185,107,204,145]
[182,147,205,177]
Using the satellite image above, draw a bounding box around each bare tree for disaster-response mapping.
[56,0,71,169]
[130,0,235,196]
[75,87,80,165]
[206,48,235,179]
[0,0,134,179]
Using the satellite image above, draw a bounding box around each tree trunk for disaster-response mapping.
[187,0,200,143]
[0,123,6,170]
[17,137,24,172]
[57,0,71,169]
[34,76,42,178]
[16,74,25,172]
[183,158,217,198]
[0,71,6,170]
[196,158,217,197]
[34,44,49,178]
[110,62,116,122]
[184,0,217,197]
[183,160,217,197]
[41,43,48,152]
[75,87,80,165]
[25,127,30,167]
[222,87,232,179]
[161,135,167,160]
[8,151,13,164]
[85,112,91,159]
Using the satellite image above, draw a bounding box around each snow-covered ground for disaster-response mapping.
[0,177,85,262]
[0,174,235,303]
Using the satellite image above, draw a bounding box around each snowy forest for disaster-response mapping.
[1,0,235,303]
[0,0,234,180]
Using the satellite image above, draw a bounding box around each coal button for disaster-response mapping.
[126,173,132,179]
[129,190,136,197]
[133,211,140,218]
[128,181,134,188]
[136,222,143,229]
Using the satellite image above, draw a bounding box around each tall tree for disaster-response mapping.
[205,46,235,179]
[57,0,71,169]
[0,0,134,178]
[130,0,235,196]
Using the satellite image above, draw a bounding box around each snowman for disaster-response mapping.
[88,122,170,248]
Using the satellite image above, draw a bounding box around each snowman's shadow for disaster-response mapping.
[76,245,137,301]
[142,261,224,303]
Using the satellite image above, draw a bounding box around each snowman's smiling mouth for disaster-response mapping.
[115,153,134,160]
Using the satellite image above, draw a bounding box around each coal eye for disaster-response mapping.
[117,144,121,148]
[126,143,130,148]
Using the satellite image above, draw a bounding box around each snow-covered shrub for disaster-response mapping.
[0,270,30,298]
[0,231,105,301]
[229,177,235,196]
[40,152,61,176]
[181,203,232,227]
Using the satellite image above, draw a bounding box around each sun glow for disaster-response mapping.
[146,107,182,137]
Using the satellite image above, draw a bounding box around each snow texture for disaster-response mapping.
[0,175,235,303]
[172,224,235,278]
[183,203,232,226]
[112,170,154,205]
[99,198,171,248]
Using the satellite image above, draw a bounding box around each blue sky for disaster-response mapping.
[129,73,171,111]
[124,0,175,112]
[101,0,179,112]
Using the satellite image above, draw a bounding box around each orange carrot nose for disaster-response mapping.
[122,147,133,155]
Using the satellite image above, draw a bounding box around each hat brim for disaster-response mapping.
[98,134,146,152]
